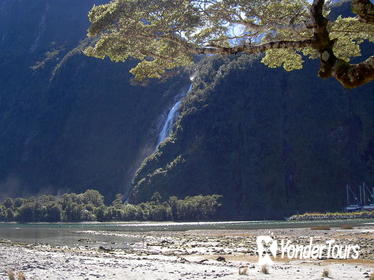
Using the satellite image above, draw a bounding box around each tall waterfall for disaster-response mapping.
[157,84,193,146]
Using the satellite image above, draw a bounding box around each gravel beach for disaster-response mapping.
[1,225,373,279]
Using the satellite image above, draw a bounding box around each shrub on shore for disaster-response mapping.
[322,268,330,278]
[7,270,15,280]
[289,210,374,221]
[340,224,354,229]
[238,266,248,275]
[7,270,25,280]
[260,265,269,274]
[310,226,331,230]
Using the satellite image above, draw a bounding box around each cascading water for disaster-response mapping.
[157,84,193,146]
[126,80,195,198]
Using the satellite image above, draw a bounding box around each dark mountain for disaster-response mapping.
[131,55,374,219]
[0,0,188,199]
[0,0,373,219]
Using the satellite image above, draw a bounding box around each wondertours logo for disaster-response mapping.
[256,235,360,266]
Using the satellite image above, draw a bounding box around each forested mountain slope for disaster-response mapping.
[131,55,374,219]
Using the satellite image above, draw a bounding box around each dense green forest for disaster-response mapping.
[0,190,221,223]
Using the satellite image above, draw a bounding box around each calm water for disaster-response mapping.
[0,220,373,248]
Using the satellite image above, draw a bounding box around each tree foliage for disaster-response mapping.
[85,0,374,88]
[0,190,222,222]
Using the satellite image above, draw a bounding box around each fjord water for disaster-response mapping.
[1,219,373,248]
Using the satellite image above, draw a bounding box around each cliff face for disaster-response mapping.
[131,55,374,219]
[0,0,187,199]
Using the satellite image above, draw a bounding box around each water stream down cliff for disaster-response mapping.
[157,84,192,146]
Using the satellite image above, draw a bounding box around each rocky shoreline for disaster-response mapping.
[0,226,373,279]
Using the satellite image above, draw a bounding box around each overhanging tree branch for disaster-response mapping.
[193,40,313,55]
[231,20,313,33]
[352,0,374,23]
[86,0,374,88]
[333,55,374,88]
[310,0,374,88]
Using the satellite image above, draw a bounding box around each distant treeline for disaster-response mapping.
[288,211,374,221]
[0,190,222,223]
